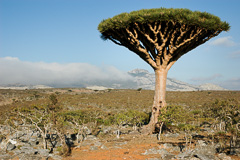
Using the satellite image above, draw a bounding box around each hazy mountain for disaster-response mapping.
[0,83,52,90]
[0,69,226,91]
[127,69,226,91]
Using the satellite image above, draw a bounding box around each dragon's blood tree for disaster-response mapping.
[98,8,230,133]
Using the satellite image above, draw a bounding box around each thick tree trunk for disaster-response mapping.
[142,68,168,134]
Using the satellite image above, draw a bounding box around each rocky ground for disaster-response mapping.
[66,132,240,160]
[1,124,240,160]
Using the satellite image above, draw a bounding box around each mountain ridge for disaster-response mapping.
[127,69,226,91]
[0,69,226,91]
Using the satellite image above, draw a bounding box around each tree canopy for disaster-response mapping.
[98,8,230,133]
[98,8,230,34]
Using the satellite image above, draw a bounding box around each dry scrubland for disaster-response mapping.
[0,88,240,159]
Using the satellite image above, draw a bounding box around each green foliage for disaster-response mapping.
[159,105,194,124]
[177,123,196,131]
[113,110,149,127]
[203,99,240,131]
[98,8,230,33]
[158,105,200,132]
[49,94,58,106]
[60,109,106,125]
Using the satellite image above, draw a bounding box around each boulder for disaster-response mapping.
[36,149,50,157]
[176,150,194,159]
[142,148,169,155]
[163,133,180,138]
[6,142,16,151]
[217,153,232,160]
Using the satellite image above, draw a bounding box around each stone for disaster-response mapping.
[19,134,29,142]
[161,152,175,160]
[49,154,63,160]
[100,145,108,149]
[102,126,112,134]
[163,133,180,138]
[194,144,216,156]
[217,153,232,160]
[86,135,97,141]
[196,140,207,147]
[90,145,98,151]
[94,141,102,147]
[177,150,194,159]
[20,146,37,155]
[193,153,215,160]
[163,143,173,148]
[6,142,16,151]
[190,158,201,160]
[13,131,26,139]
[29,137,39,146]
[142,148,168,155]
[83,126,92,135]
[161,143,180,152]
[142,148,159,155]
[37,149,49,157]
[129,130,140,135]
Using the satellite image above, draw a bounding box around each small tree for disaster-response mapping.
[98,8,230,133]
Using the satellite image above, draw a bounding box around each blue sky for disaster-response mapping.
[0,0,240,90]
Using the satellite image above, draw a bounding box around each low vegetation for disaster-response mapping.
[0,88,239,157]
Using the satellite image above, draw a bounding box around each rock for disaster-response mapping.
[94,141,102,147]
[193,153,215,160]
[90,145,98,151]
[190,158,201,160]
[196,140,207,147]
[161,152,175,160]
[177,150,194,159]
[142,148,159,155]
[163,133,180,138]
[29,137,39,146]
[217,153,232,160]
[37,149,49,157]
[82,126,92,135]
[100,145,108,150]
[86,135,97,141]
[149,134,158,138]
[162,143,173,148]
[115,141,127,146]
[13,131,26,139]
[102,126,112,134]
[142,148,169,155]
[161,143,180,152]
[6,142,16,151]
[128,130,140,135]
[49,154,63,160]
[20,146,37,155]
[194,144,216,157]
[19,134,29,142]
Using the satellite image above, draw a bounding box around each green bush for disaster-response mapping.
[112,110,149,127]
[203,99,240,132]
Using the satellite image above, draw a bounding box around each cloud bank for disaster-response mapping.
[0,57,133,87]
[209,36,237,47]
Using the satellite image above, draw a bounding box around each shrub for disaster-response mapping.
[112,110,149,127]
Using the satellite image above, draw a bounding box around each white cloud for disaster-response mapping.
[0,57,133,87]
[209,36,237,47]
